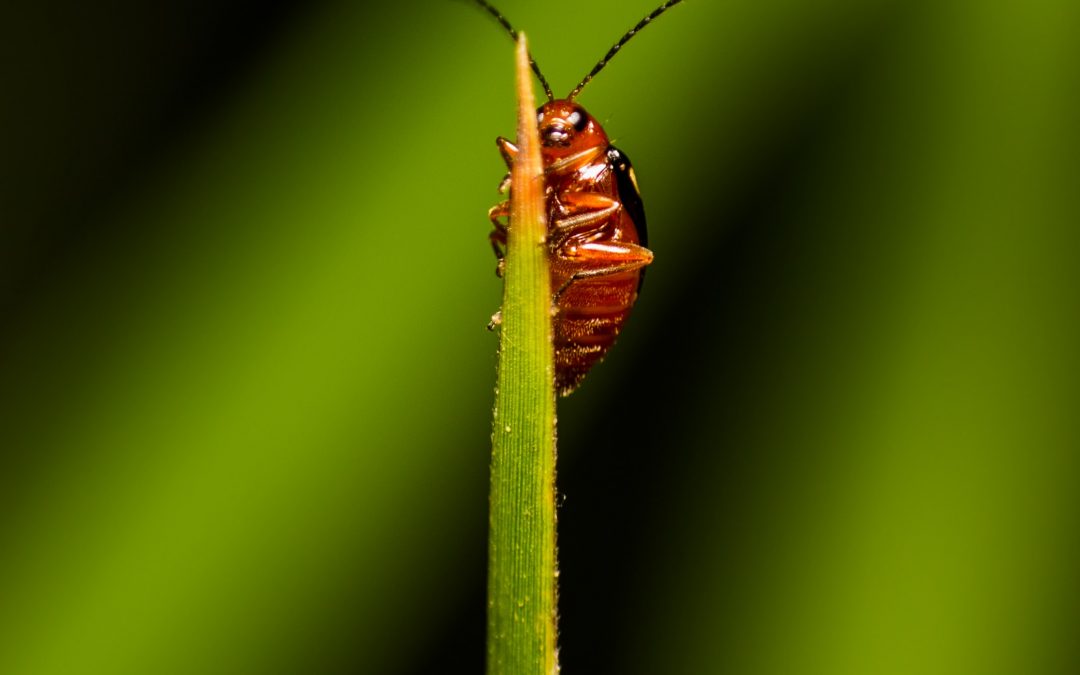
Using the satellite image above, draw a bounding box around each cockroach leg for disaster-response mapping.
[553,241,653,302]
[544,145,606,176]
[489,230,507,277]
[488,201,510,228]
[488,201,509,276]
[497,173,512,194]
[489,228,507,257]
[496,137,518,169]
[552,193,620,233]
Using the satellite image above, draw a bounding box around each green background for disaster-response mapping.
[1,0,1077,673]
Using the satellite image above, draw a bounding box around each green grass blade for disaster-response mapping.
[486,33,559,675]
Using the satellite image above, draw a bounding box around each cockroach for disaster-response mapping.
[476,0,683,396]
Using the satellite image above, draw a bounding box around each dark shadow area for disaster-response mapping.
[0,0,319,306]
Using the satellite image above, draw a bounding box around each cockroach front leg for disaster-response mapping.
[496,137,518,169]
[551,192,621,243]
[554,241,654,302]
[545,145,607,176]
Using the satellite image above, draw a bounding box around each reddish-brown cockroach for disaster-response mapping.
[475,0,683,396]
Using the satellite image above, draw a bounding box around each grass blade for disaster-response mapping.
[486,32,559,675]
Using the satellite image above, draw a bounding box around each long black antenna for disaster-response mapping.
[567,0,685,101]
[473,0,555,101]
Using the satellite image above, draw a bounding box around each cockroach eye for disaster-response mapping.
[568,109,588,132]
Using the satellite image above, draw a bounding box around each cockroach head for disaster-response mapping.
[536,100,603,150]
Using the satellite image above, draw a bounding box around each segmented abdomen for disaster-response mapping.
[552,268,641,395]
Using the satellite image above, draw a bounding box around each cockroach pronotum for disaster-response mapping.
[475,0,684,396]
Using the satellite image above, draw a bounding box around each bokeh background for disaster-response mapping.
[2,0,1078,673]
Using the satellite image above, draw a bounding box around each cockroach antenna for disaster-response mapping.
[567,0,685,101]
[472,0,555,101]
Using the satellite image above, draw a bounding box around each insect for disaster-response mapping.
[476,0,684,396]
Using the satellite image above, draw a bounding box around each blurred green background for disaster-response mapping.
[1,0,1077,673]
